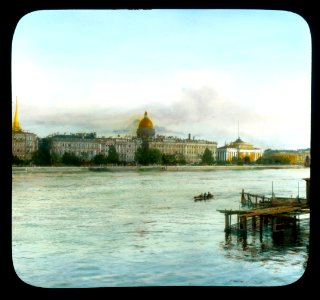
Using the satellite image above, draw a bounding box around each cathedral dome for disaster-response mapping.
[137,111,155,139]
[138,111,153,129]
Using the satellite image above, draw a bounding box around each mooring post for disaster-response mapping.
[225,213,229,231]
[240,216,247,231]
[272,216,277,233]
[241,189,245,205]
[252,216,256,230]
[293,215,297,227]
[259,216,263,242]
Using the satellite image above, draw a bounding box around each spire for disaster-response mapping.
[238,120,240,139]
[144,111,148,118]
[12,96,22,132]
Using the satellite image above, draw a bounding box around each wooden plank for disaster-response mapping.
[216,209,254,215]
[240,206,302,217]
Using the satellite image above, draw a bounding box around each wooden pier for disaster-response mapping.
[218,205,309,235]
[218,178,310,238]
[240,189,272,206]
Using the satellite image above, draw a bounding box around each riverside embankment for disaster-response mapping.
[12,164,307,173]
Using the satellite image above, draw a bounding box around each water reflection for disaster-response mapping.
[222,217,309,265]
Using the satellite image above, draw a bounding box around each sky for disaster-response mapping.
[11,9,311,150]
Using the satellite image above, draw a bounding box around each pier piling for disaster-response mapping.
[218,182,310,242]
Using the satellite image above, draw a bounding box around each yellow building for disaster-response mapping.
[263,150,311,165]
[217,137,262,162]
[150,136,217,164]
[12,97,38,160]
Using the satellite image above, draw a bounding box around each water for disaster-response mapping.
[12,167,310,287]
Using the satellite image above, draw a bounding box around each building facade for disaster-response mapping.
[263,148,311,165]
[48,133,101,160]
[149,135,217,164]
[136,111,217,164]
[12,131,38,160]
[98,136,142,163]
[12,97,38,160]
[217,137,263,162]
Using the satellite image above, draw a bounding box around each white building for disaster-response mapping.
[104,137,142,162]
[217,137,263,162]
[49,133,100,160]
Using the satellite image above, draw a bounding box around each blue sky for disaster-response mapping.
[12,9,311,150]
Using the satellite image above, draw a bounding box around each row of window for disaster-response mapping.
[56,142,100,148]
[13,148,33,153]
[12,136,36,141]
[12,142,35,147]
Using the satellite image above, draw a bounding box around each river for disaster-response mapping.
[12,166,310,287]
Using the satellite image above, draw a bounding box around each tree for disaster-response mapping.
[61,152,82,166]
[304,155,310,167]
[135,146,148,165]
[148,148,162,165]
[107,145,119,164]
[31,149,52,166]
[134,146,162,165]
[243,156,251,165]
[92,154,106,165]
[256,154,290,165]
[162,153,176,165]
[175,153,186,165]
[201,148,214,165]
[50,152,61,165]
[231,156,243,165]
[12,154,23,165]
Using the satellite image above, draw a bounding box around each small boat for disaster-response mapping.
[194,193,214,201]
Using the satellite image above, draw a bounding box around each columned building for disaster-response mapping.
[217,137,262,162]
[12,97,38,160]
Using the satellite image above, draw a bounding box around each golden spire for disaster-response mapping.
[12,96,22,132]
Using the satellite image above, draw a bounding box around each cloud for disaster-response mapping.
[16,66,310,150]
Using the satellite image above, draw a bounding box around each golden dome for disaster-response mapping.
[138,111,153,129]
